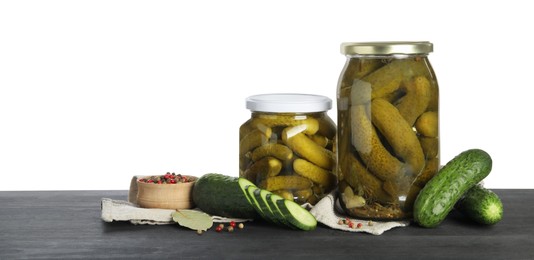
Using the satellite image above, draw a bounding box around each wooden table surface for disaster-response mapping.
[1,190,533,259]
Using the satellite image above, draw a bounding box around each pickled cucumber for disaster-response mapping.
[312,185,325,197]
[415,111,438,137]
[413,157,440,187]
[239,120,272,141]
[396,76,431,126]
[419,136,439,159]
[282,126,335,170]
[344,153,395,203]
[309,134,329,148]
[293,158,336,189]
[371,98,425,176]
[251,143,294,162]
[350,104,404,181]
[317,115,337,139]
[273,190,294,201]
[427,79,439,111]
[339,59,385,89]
[364,59,405,101]
[259,175,313,191]
[244,156,283,182]
[294,188,313,204]
[239,128,272,156]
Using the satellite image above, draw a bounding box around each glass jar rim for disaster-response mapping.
[341,41,433,55]
[246,93,332,113]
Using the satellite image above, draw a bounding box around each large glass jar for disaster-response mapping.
[337,42,439,220]
[239,94,337,205]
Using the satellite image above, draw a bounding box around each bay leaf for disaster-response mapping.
[172,210,213,231]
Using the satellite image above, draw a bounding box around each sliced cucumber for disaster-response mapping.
[253,188,281,225]
[237,178,256,206]
[266,193,295,229]
[238,178,317,231]
[246,185,272,223]
[276,198,317,231]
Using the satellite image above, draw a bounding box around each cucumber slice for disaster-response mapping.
[276,198,317,231]
[266,193,295,229]
[253,188,281,225]
[238,178,316,230]
[246,185,272,223]
[237,178,256,205]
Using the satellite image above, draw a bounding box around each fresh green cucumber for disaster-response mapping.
[275,198,317,231]
[413,149,492,228]
[455,184,503,225]
[193,173,257,219]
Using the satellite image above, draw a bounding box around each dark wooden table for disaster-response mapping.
[1,190,532,259]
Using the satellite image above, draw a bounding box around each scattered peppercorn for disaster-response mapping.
[368,221,374,226]
[197,230,203,235]
[356,223,363,229]
[227,226,234,232]
[218,223,224,229]
[229,221,236,228]
[215,226,223,232]
[238,223,244,229]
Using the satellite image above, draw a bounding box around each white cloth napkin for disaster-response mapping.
[310,192,409,235]
[101,198,248,225]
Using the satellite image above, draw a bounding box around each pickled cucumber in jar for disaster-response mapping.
[337,42,439,220]
[239,94,337,205]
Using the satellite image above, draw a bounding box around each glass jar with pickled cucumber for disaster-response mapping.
[239,93,337,205]
[337,42,439,220]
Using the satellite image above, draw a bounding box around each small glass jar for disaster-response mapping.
[239,93,337,205]
[337,42,439,220]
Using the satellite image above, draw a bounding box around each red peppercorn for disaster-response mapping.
[215,226,223,232]
[348,222,354,228]
[147,179,154,183]
[170,179,176,184]
[357,223,362,228]
[229,221,236,228]
[157,180,162,184]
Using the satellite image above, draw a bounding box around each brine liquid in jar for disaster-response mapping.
[239,94,337,205]
[336,42,439,220]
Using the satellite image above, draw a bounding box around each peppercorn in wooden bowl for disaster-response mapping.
[136,173,197,210]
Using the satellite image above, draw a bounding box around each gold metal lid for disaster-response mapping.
[341,41,433,55]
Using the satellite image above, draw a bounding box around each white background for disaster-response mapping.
[1,1,532,190]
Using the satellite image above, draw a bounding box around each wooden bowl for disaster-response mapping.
[136,175,197,210]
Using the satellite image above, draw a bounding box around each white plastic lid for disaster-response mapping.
[246,93,332,113]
